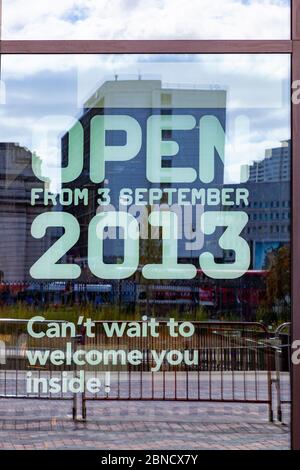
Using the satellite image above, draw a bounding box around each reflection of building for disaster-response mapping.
[240,141,291,269]
[62,79,226,270]
[241,181,290,269]
[84,79,226,110]
[0,143,49,282]
[242,140,291,183]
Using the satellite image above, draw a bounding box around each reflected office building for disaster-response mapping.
[241,140,291,270]
[62,78,226,271]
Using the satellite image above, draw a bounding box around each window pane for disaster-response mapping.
[0,53,291,327]
[2,0,291,40]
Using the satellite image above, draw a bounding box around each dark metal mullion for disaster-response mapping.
[0,39,293,55]
[292,0,300,453]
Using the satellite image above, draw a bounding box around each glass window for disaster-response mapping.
[2,0,291,40]
[0,53,291,325]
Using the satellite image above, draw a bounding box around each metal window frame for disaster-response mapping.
[0,0,299,450]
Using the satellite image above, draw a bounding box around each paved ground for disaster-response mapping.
[0,369,291,450]
[0,399,290,450]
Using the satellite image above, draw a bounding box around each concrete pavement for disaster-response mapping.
[0,399,290,450]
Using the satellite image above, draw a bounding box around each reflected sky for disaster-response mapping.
[0,54,290,191]
[2,0,291,40]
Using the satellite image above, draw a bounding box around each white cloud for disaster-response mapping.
[2,0,290,40]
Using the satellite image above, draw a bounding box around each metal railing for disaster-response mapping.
[80,321,275,421]
[0,318,78,419]
[271,322,291,423]
[0,318,292,423]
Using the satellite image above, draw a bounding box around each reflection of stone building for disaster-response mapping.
[0,143,49,282]
[62,79,226,270]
